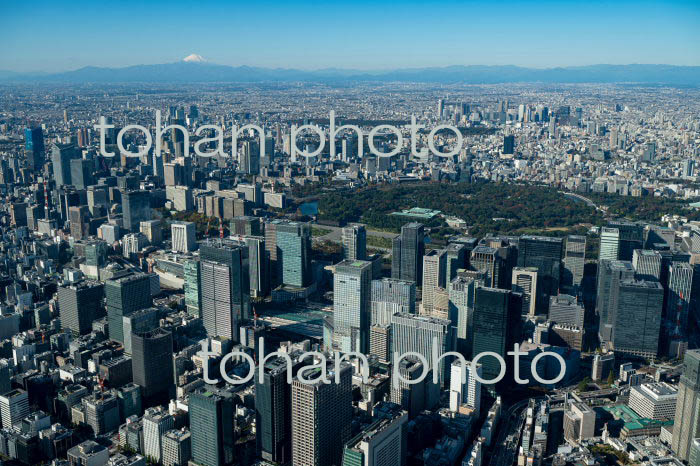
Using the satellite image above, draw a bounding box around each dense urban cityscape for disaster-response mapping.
[0,74,699,466]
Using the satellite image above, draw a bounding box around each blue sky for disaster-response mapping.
[1,0,699,72]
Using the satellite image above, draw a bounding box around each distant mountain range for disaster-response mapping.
[1,62,700,85]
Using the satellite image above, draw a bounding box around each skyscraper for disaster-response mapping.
[517,235,563,308]
[563,235,586,291]
[599,227,620,261]
[105,272,152,343]
[449,360,482,416]
[333,259,373,353]
[667,261,693,334]
[673,350,700,460]
[448,275,476,357]
[51,143,79,187]
[470,246,501,288]
[25,126,45,171]
[122,191,152,232]
[503,135,515,154]
[632,249,662,281]
[184,259,201,317]
[341,404,408,466]
[255,355,302,464]
[342,224,367,261]
[171,221,196,253]
[511,267,538,316]
[471,287,522,382]
[276,221,312,288]
[132,328,174,406]
[390,313,453,386]
[421,249,447,317]
[0,389,29,429]
[57,280,104,335]
[241,236,269,299]
[596,260,635,345]
[391,223,425,284]
[613,280,663,359]
[199,239,250,342]
[291,360,352,466]
[445,243,467,282]
[70,158,94,189]
[122,307,158,355]
[190,390,235,466]
[143,406,174,463]
[609,220,644,261]
[371,278,416,326]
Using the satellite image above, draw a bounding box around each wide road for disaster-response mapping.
[488,399,531,466]
[312,223,396,252]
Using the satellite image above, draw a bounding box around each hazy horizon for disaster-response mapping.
[1,0,699,73]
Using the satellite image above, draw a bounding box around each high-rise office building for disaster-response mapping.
[122,307,158,355]
[517,235,563,307]
[449,360,482,416]
[140,220,163,246]
[105,272,152,343]
[190,390,235,466]
[471,287,522,382]
[333,259,373,353]
[599,227,620,261]
[25,126,45,170]
[390,313,453,386]
[143,406,174,463]
[240,140,260,175]
[276,222,312,288]
[596,260,635,345]
[391,223,425,284]
[132,328,174,406]
[503,135,515,154]
[445,243,467,282]
[183,259,201,317]
[255,355,302,464]
[162,429,192,466]
[667,261,694,334]
[122,191,152,232]
[341,404,408,466]
[632,249,663,281]
[448,275,476,356]
[370,278,415,326]
[70,158,94,189]
[199,239,250,342]
[563,235,586,291]
[82,392,120,435]
[51,143,79,187]
[241,236,269,298]
[421,249,447,316]
[171,221,196,253]
[291,360,352,466]
[673,350,700,460]
[613,280,663,359]
[511,267,538,316]
[0,389,29,429]
[57,280,104,335]
[342,225,367,261]
[548,294,585,328]
[470,246,501,288]
[609,220,644,261]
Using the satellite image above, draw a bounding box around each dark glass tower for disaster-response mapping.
[122,190,152,232]
[190,390,235,466]
[105,272,152,343]
[131,327,173,407]
[391,222,425,284]
[255,356,302,464]
[57,280,104,335]
[25,126,45,171]
[470,287,522,382]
